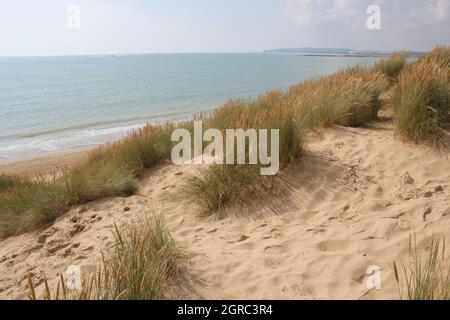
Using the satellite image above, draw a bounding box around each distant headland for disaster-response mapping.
[263,47,425,58]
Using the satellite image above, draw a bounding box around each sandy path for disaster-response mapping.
[1,124,449,300]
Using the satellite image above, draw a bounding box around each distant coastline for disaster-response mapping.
[264,47,426,58]
[298,53,393,58]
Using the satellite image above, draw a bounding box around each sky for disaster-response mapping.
[0,0,449,56]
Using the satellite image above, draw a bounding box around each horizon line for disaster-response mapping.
[0,51,263,59]
[0,47,429,59]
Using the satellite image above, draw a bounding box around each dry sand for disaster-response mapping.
[0,123,449,300]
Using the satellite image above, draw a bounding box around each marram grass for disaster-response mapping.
[175,164,274,215]
[373,51,408,81]
[419,45,450,69]
[392,47,450,146]
[291,65,389,129]
[28,216,190,300]
[394,234,450,300]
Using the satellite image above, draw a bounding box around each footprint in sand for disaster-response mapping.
[227,235,250,243]
[231,237,255,251]
[263,245,286,254]
[47,242,71,255]
[262,257,283,269]
[69,224,86,237]
[37,227,59,244]
[316,240,350,252]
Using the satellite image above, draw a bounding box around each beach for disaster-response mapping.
[0,147,92,176]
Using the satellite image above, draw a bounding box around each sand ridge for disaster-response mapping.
[0,124,449,300]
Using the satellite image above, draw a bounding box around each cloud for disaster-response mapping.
[428,0,450,21]
[285,0,449,28]
[282,0,450,51]
[284,0,315,26]
[284,0,374,29]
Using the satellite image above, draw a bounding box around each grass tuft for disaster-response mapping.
[0,175,26,191]
[373,51,408,81]
[293,66,389,128]
[392,49,450,146]
[175,89,304,214]
[419,45,450,69]
[394,234,450,300]
[176,165,273,215]
[28,216,189,300]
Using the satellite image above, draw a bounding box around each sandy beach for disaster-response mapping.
[1,122,449,300]
[0,147,93,176]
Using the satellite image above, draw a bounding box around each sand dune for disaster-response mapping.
[1,123,449,300]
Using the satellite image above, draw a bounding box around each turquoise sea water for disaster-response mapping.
[0,53,381,162]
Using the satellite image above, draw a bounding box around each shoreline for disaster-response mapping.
[0,146,94,176]
[0,116,198,176]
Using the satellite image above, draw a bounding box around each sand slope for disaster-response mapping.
[1,123,449,300]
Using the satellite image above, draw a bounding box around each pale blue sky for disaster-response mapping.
[0,0,449,56]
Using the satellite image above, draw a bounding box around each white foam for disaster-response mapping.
[0,123,145,163]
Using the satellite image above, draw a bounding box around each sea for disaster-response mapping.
[0,53,382,163]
